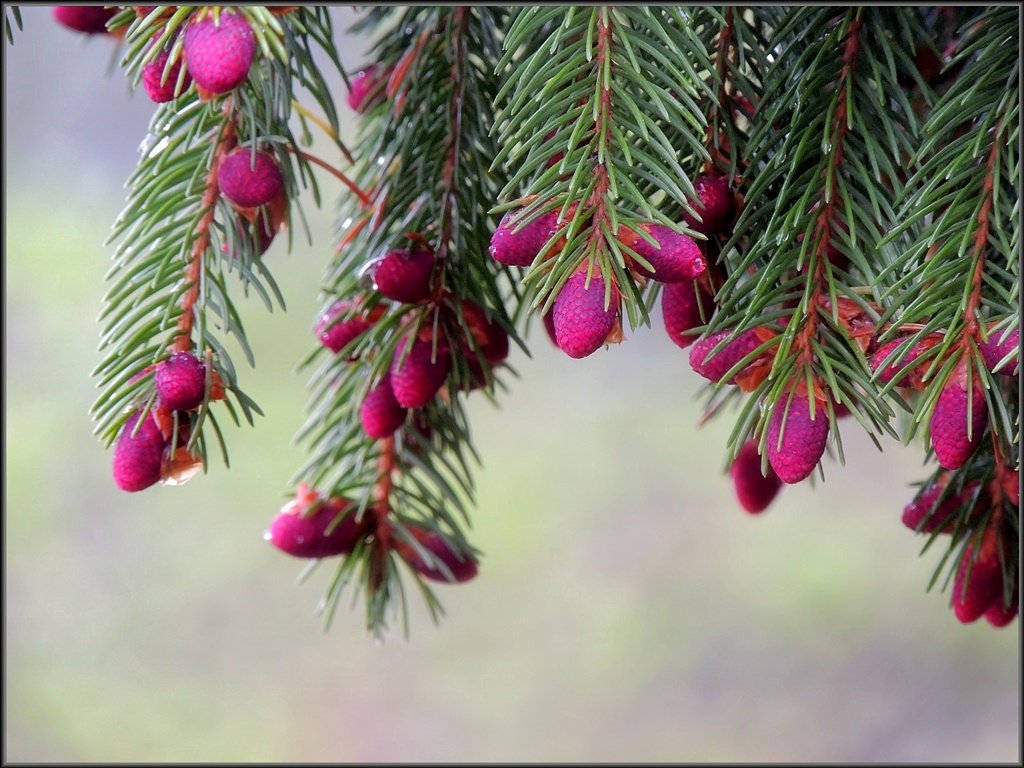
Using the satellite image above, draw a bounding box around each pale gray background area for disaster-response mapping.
[4,5,1020,762]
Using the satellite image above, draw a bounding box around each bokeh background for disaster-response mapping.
[4,6,1019,762]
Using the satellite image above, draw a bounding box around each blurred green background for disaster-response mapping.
[4,6,1019,762]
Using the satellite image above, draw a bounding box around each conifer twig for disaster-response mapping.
[962,116,1002,343]
[435,7,468,264]
[794,16,862,369]
[288,147,371,206]
[174,115,236,353]
[707,6,735,175]
[582,9,615,285]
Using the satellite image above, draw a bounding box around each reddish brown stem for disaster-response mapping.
[366,437,398,593]
[581,8,616,267]
[595,9,614,155]
[365,437,397,592]
[795,15,862,368]
[961,119,1001,342]
[586,165,612,253]
[289,147,371,207]
[387,25,434,117]
[336,213,370,254]
[435,6,468,264]
[706,6,735,175]
[174,118,237,352]
[373,436,397,548]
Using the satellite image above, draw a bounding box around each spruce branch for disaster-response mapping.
[706,7,944,468]
[494,6,714,330]
[285,6,512,636]
[24,6,1018,634]
[92,6,352,488]
[870,7,1020,602]
[880,6,1019,452]
[174,110,237,353]
[881,7,1018,285]
[690,6,769,183]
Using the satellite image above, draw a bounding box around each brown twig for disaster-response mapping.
[435,7,469,264]
[961,118,1002,342]
[366,436,398,594]
[373,436,397,547]
[386,26,434,117]
[581,8,617,276]
[706,6,736,176]
[288,147,371,206]
[174,116,237,353]
[795,15,862,368]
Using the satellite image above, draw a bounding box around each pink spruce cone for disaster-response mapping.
[766,394,830,484]
[53,6,116,34]
[984,585,1019,628]
[360,374,407,439]
[222,213,277,258]
[542,310,558,348]
[870,336,933,386]
[154,351,206,412]
[689,329,765,383]
[682,175,736,236]
[142,47,192,103]
[267,497,368,559]
[458,300,510,364]
[218,148,284,208]
[930,375,988,470]
[980,326,1019,375]
[480,319,510,365]
[370,247,436,304]
[347,65,390,113]
[952,526,1004,624]
[462,358,491,392]
[183,9,256,95]
[552,269,619,359]
[403,412,434,454]
[662,280,712,350]
[730,440,783,514]
[396,524,478,583]
[985,599,1019,628]
[112,411,167,492]
[489,209,561,267]
[626,224,706,282]
[458,302,511,390]
[390,336,451,408]
[316,300,372,355]
[901,479,974,534]
[1004,468,1019,507]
